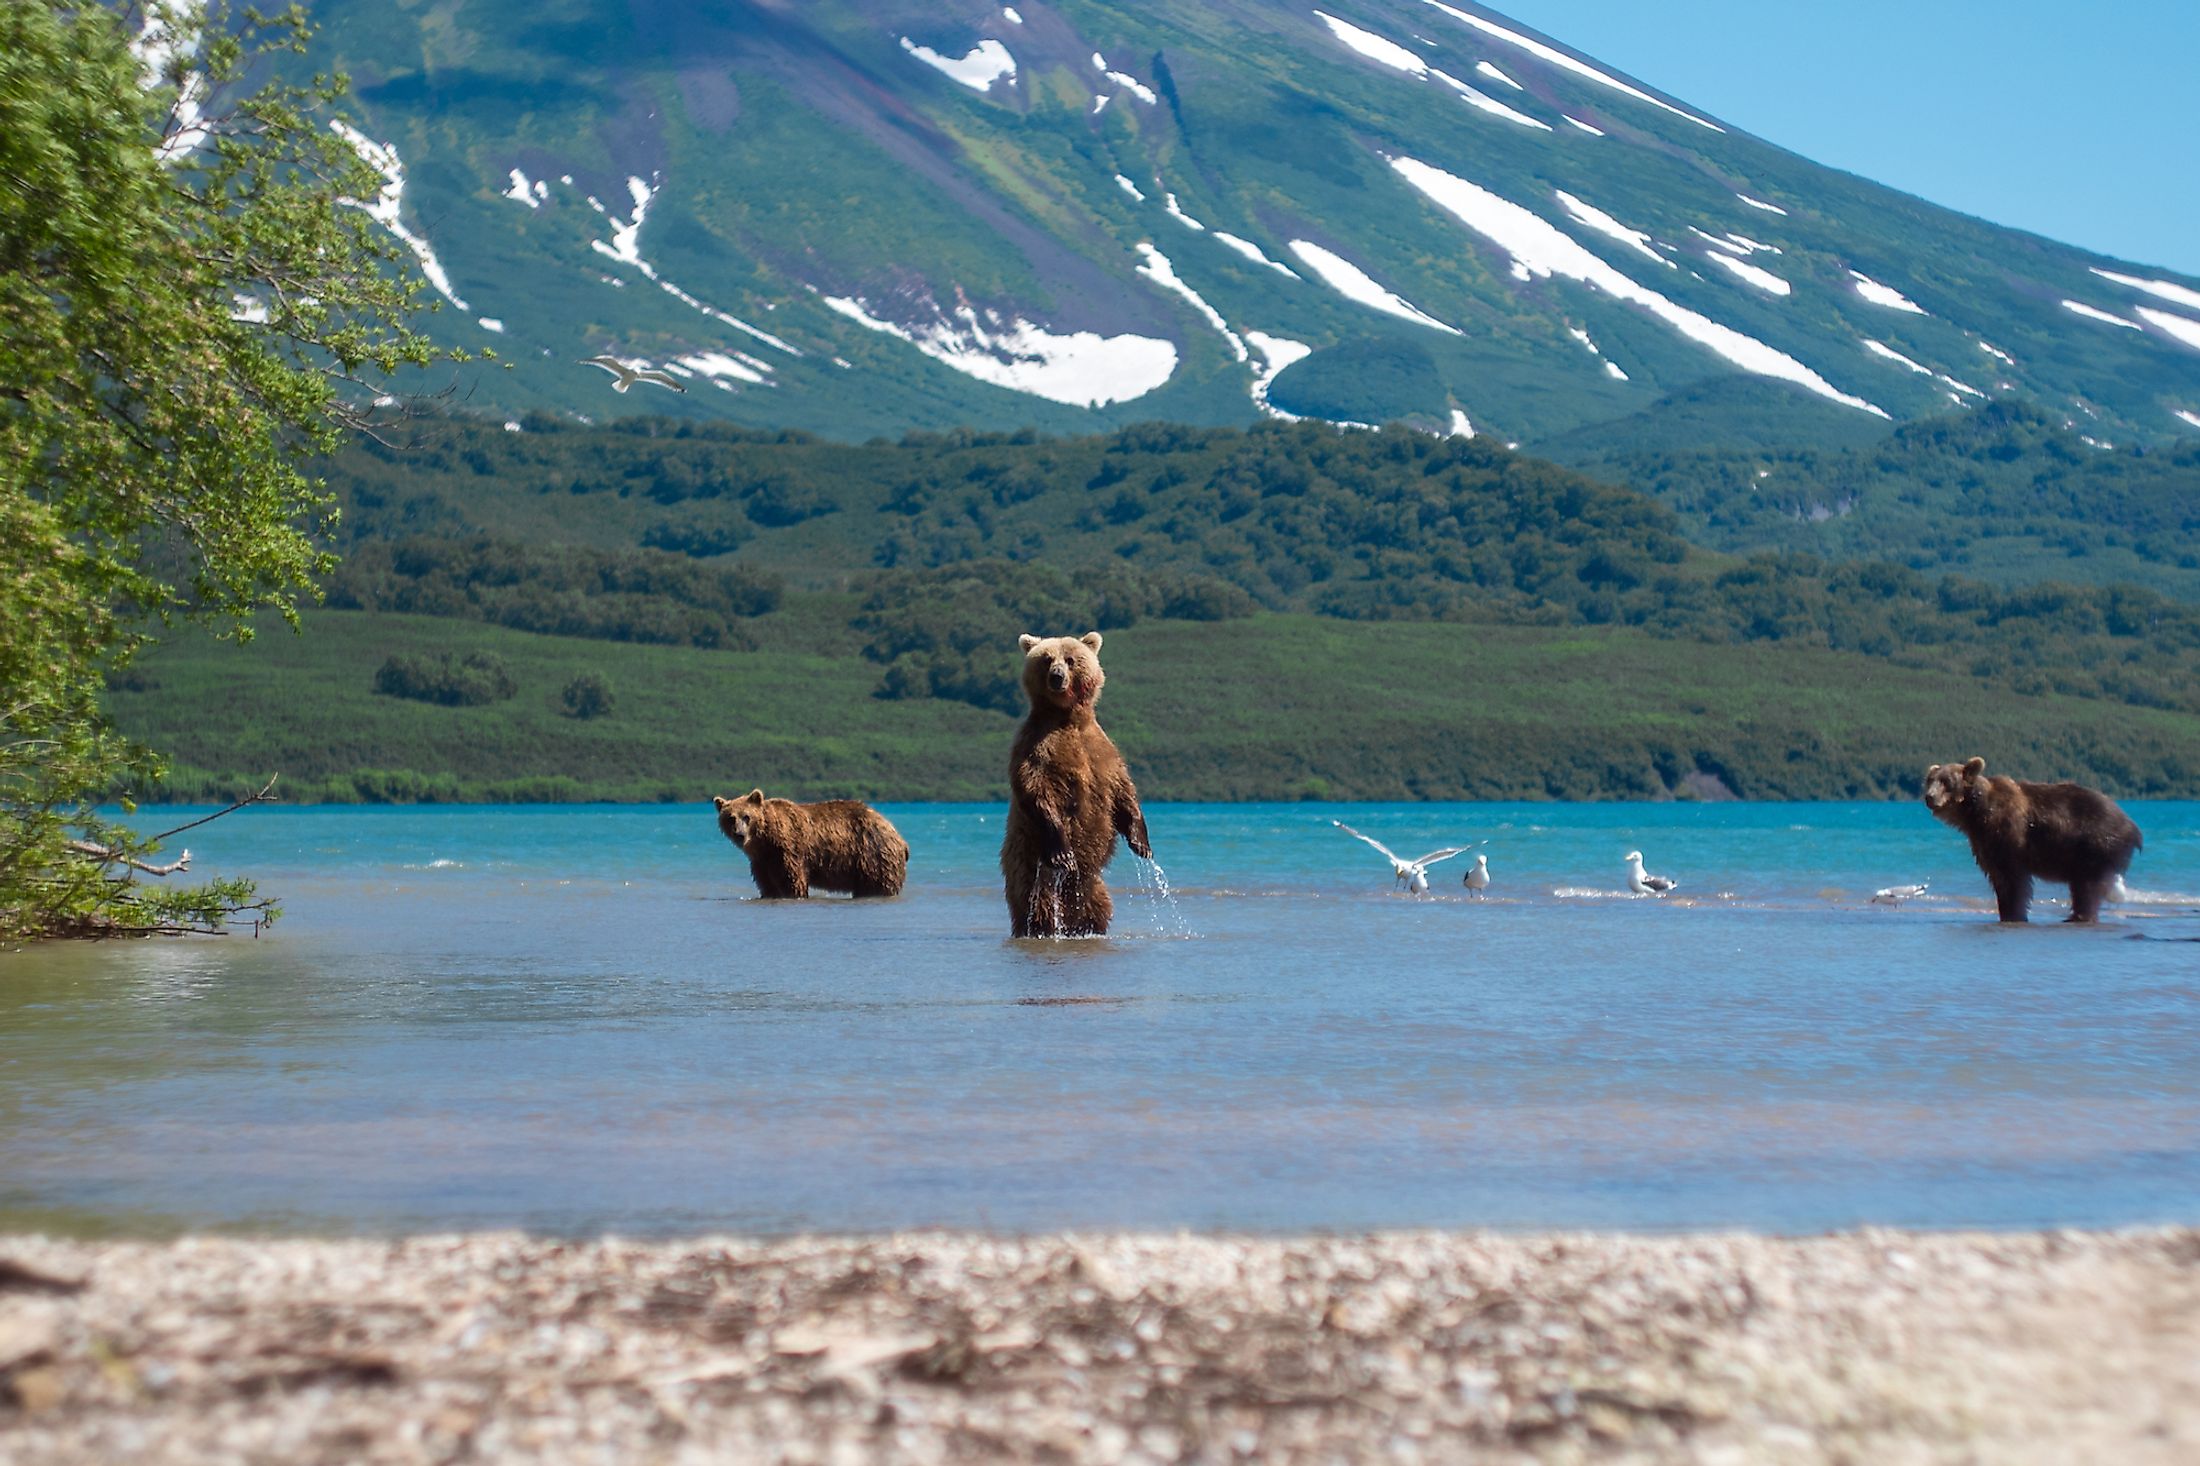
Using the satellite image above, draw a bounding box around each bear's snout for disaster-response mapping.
[1048,662,1071,691]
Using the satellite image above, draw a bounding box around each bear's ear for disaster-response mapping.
[745,787,765,802]
[713,795,731,811]
[1080,632,1103,653]
[1963,757,1986,777]
[1019,634,1041,653]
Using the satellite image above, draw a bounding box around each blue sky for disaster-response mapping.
[1490,0,2199,275]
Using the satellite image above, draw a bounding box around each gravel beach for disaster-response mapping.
[2,1228,2195,1463]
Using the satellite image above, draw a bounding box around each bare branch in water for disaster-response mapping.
[148,775,281,843]
[66,840,192,877]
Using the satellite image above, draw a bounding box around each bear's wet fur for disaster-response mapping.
[714,789,909,899]
[1001,632,1151,937]
[1921,757,2141,923]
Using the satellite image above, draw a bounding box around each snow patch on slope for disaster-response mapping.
[901,37,1017,91]
[329,121,469,311]
[1090,53,1159,104]
[1475,61,1523,90]
[1247,332,1312,420]
[585,174,799,357]
[1310,11,1544,129]
[1420,1,1723,131]
[1431,69,1551,130]
[1163,193,1205,232]
[1286,241,1460,334]
[1563,116,1604,136]
[2136,307,2200,351]
[503,168,548,209]
[2175,410,2200,430]
[1313,11,1425,73]
[1864,340,1983,398]
[1691,228,1780,258]
[1864,340,1931,375]
[1213,232,1299,277]
[1392,156,1883,415]
[675,352,771,389]
[2090,268,2200,315]
[1706,252,1791,297]
[1136,244,1247,362]
[590,175,655,270]
[1556,192,1669,267]
[822,296,1175,406]
[1115,174,1146,201]
[1736,194,1788,216]
[2063,299,2142,331]
[1978,340,2016,365]
[1850,272,1926,314]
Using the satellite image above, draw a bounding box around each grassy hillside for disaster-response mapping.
[317,413,2200,713]
[106,412,2200,802]
[113,607,2200,803]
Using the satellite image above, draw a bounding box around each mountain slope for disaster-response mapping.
[255,0,2200,445]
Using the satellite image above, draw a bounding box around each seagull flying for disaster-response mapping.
[1333,821,1478,894]
[1463,853,1491,897]
[1871,882,1930,905]
[581,354,687,393]
[1624,850,1677,897]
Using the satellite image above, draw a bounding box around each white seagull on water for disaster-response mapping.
[581,354,688,393]
[1871,882,1930,905]
[1332,821,1479,894]
[1624,850,1677,897]
[1463,853,1491,897]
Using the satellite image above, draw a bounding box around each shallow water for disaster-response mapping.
[3,802,2197,1237]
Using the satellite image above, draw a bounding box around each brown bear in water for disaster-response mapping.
[1001,632,1151,937]
[714,790,908,899]
[1921,757,2141,923]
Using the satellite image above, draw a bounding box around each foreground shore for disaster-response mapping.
[2,1229,2195,1463]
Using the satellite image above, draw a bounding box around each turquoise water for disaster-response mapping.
[3,802,2197,1236]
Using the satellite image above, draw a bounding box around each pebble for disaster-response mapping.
[0,1227,2191,1463]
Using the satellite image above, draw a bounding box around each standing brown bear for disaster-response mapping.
[1001,632,1151,937]
[714,789,909,899]
[1921,757,2141,923]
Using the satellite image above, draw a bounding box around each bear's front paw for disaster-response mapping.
[1046,847,1078,872]
[1129,832,1153,860]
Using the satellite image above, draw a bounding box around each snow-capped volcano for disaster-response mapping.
[294,0,2200,445]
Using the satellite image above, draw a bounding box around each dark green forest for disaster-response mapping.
[114,402,2200,803]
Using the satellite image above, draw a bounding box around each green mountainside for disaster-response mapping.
[112,2,2200,803]
[267,0,2200,447]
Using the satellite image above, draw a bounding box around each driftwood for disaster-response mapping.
[64,840,191,876]
[63,776,280,879]
[46,777,284,938]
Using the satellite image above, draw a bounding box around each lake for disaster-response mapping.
[3,802,2197,1237]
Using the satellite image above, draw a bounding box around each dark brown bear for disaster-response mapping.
[713,789,909,899]
[1001,632,1151,937]
[1921,757,2141,923]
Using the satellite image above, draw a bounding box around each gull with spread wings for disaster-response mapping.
[1332,821,1481,894]
[581,354,687,393]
